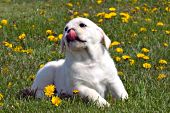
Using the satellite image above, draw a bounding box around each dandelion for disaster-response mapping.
[96,0,103,4]
[140,27,147,32]
[0,25,2,29]
[143,56,150,60]
[110,41,120,47]
[115,56,121,62]
[7,82,12,88]
[72,89,79,94]
[39,64,44,68]
[96,12,105,17]
[83,13,89,17]
[115,48,123,53]
[1,19,8,25]
[165,30,170,35]
[163,43,168,47]
[46,30,53,35]
[122,55,131,60]
[165,7,170,12]
[152,29,157,32]
[137,53,145,58]
[157,74,167,80]
[0,103,3,107]
[156,22,164,26]
[143,63,151,69]
[118,71,124,76]
[44,84,55,97]
[159,59,167,64]
[0,93,3,101]
[109,7,116,11]
[73,11,79,15]
[51,96,62,106]
[120,12,130,23]
[58,34,63,40]
[48,35,55,41]
[18,33,26,40]
[141,48,149,53]
[3,41,13,48]
[145,18,151,22]
[66,2,73,7]
[129,59,135,65]
[98,19,103,23]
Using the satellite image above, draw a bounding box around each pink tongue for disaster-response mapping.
[67,29,77,41]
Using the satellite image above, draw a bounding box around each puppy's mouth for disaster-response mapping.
[66,29,86,43]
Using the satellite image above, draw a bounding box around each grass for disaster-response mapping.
[0,0,170,112]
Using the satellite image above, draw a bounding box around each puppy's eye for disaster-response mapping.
[65,27,68,31]
[79,23,87,28]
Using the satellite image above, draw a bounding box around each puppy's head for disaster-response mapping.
[61,17,111,52]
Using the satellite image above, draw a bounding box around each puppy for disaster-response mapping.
[31,17,128,107]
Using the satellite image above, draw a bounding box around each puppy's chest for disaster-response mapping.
[68,62,107,79]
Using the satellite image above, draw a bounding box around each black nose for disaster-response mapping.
[67,28,75,33]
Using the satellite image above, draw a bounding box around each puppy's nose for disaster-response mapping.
[66,29,77,41]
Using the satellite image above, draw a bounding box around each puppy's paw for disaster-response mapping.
[121,92,128,100]
[97,98,110,107]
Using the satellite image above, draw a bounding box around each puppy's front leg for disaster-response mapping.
[76,85,110,107]
[31,61,57,98]
[108,75,128,100]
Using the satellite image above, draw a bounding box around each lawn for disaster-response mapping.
[0,0,170,112]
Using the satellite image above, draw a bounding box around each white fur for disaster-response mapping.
[31,17,128,107]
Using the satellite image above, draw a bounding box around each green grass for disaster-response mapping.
[0,0,170,112]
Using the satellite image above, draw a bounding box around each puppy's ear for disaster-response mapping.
[60,35,65,53]
[97,27,111,49]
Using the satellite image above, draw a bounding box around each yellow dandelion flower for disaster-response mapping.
[96,12,105,17]
[66,2,73,7]
[39,64,45,68]
[13,46,23,52]
[140,27,147,32]
[129,59,135,65]
[0,103,3,107]
[152,7,158,12]
[46,30,53,35]
[0,93,3,101]
[156,22,164,26]
[0,25,2,29]
[1,19,8,26]
[165,30,170,35]
[118,71,124,76]
[7,82,12,88]
[122,55,131,60]
[143,63,151,69]
[156,66,166,70]
[58,34,63,40]
[3,41,13,48]
[51,96,62,106]
[145,18,151,22]
[104,13,111,19]
[98,19,103,23]
[115,48,123,53]
[163,43,168,47]
[83,13,89,17]
[115,56,121,62]
[165,7,170,12]
[96,0,103,4]
[73,11,79,15]
[18,33,26,40]
[157,74,167,80]
[151,29,157,32]
[110,41,120,47]
[137,53,145,58]
[48,35,55,41]
[143,56,150,60]
[141,48,149,53]
[159,59,167,64]
[72,89,79,94]
[109,7,116,11]
[44,84,55,97]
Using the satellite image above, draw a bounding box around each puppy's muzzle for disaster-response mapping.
[66,29,86,43]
